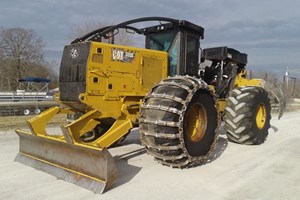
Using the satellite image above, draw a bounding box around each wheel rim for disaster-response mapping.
[34,108,41,115]
[256,103,266,129]
[186,103,207,142]
[23,109,30,115]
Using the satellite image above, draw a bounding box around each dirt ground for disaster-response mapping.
[0,110,300,200]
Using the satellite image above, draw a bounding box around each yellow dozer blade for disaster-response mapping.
[15,130,117,193]
[14,107,118,194]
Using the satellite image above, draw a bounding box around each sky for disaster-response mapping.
[1,0,300,78]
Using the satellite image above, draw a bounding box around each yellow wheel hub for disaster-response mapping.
[256,104,266,129]
[186,103,207,142]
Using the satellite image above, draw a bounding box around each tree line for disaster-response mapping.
[250,70,300,99]
[0,27,58,91]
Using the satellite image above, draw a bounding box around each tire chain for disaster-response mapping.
[139,75,220,168]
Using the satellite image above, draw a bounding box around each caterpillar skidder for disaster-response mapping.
[15,17,285,193]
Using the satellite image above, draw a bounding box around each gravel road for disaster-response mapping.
[0,110,299,200]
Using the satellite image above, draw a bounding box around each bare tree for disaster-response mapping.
[250,69,300,101]
[71,19,133,46]
[44,60,59,89]
[285,77,300,98]
[0,28,53,90]
[250,70,279,83]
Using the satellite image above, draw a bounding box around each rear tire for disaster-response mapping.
[224,86,271,144]
[139,76,219,168]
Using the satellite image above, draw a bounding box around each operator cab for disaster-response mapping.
[143,21,204,77]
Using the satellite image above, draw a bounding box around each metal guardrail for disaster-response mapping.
[0,91,54,102]
[0,91,57,116]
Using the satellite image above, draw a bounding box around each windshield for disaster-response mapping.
[146,31,177,51]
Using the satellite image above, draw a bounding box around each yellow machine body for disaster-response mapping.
[15,41,168,193]
[58,42,168,148]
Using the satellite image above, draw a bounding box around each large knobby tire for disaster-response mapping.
[139,76,219,168]
[224,86,271,145]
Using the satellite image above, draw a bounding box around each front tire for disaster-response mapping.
[224,86,271,144]
[139,76,219,168]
